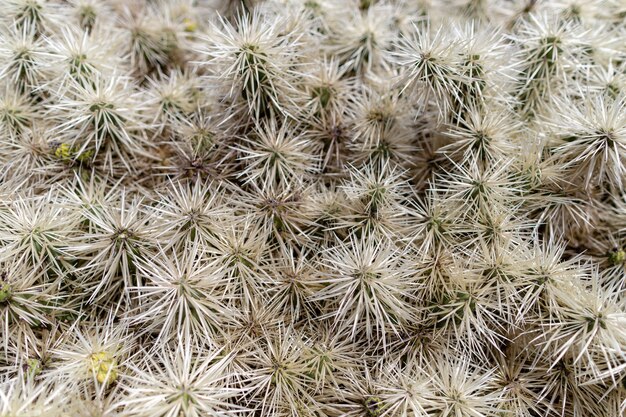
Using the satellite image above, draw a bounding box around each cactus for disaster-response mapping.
[0,1,625,416]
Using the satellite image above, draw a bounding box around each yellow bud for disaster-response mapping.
[90,351,118,384]
[54,143,73,160]
[96,371,106,384]
[76,149,93,163]
[183,18,197,32]
[96,368,118,384]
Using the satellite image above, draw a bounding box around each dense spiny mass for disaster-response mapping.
[0,0,625,416]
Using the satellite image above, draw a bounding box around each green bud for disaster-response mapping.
[608,249,625,266]
[26,358,42,377]
[0,282,11,303]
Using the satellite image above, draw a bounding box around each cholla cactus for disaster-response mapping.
[1,0,625,416]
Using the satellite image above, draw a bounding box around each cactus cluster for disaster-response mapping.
[0,0,625,416]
